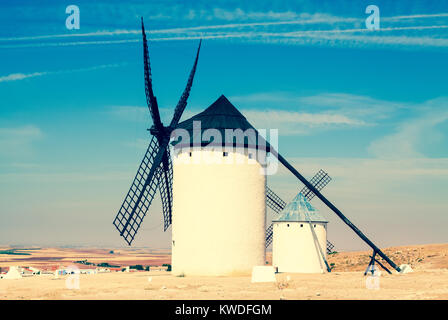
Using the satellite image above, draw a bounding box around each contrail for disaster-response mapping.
[1,24,447,49]
[0,30,141,42]
[0,72,48,82]
[0,39,140,49]
[0,16,355,42]
[0,63,125,83]
[1,12,446,43]
[386,13,448,20]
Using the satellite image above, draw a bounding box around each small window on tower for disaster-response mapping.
[287,224,290,227]
[300,224,303,227]
[223,152,229,157]
[189,152,192,157]
[314,224,316,228]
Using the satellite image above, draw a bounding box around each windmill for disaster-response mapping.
[112,18,201,245]
[265,169,334,252]
[266,147,400,273]
[113,19,401,275]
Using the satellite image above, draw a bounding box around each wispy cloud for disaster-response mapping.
[232,93,448,155]
[0,72,48,83]
[107,106,148,122]
[186,9,353,23]
[0,13,353,43]
[270,31,448,48]
[107,105,174,123]
[1,12,446,49]
[0,125,43,156]
[231,92,406,129]
[386,13,448,20]
[107,97,367,135]
[368,97,448,159]
[123,138,150,150]
[277,157,448,182]
[0,63,126,83]
[242,110,366,135]
[0,125,43,139]
[297,93,407,119]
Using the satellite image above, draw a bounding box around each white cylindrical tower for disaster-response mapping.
[171,147,266,276]
[272,193,328,273]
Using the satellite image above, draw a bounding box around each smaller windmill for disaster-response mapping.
[272,192,330,273]
[265,169,334,254]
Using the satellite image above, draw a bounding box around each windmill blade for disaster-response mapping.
[270,149,401,272]
[141,18,163,132]
[265,224,274,247]
[265,170,332,247]
[113,136,168,245]
[326,240,335,254]
[266,186,286,213]
[299,169,331,202]
[169,40,202,128]
[265,187,285,247]
[157,148,173,231]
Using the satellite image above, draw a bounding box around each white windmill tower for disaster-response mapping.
[273,192,330,273]
[171,95,267,276]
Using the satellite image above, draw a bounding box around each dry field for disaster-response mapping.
[0,243,447,300]
[0,247,171,270]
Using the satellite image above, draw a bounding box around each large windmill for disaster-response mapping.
[113,19,401,275]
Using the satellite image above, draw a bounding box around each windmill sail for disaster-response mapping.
[142,18,163,132]
[265,170,332,247]
[170,40,202,128]
[157,148,173,231]
[113,136,162,245]
[113,18,201,245]
[299,169,331,202]
[266,186,287,213]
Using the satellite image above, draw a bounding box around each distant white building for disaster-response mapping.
[29,267,40,275]
[273,193,328,273]
[3,266,22,279]
[79,269,96,275]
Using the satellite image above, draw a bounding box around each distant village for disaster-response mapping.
[0,262,171,279]
[0,248,171,280]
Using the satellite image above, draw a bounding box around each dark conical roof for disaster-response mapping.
[172,94,266,149]
[176,95,255,132]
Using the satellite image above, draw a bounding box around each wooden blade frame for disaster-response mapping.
[113,18,201,245]
[265,170,331,247]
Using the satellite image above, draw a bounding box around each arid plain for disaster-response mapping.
[1,243,447,300]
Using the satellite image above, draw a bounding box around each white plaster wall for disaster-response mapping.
[171,147,266,276]
[273,221,327,273]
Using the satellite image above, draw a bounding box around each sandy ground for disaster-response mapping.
[1,269,447,300]
[0,243,447,300]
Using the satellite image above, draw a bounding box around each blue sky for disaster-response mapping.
[0,0,447,250]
